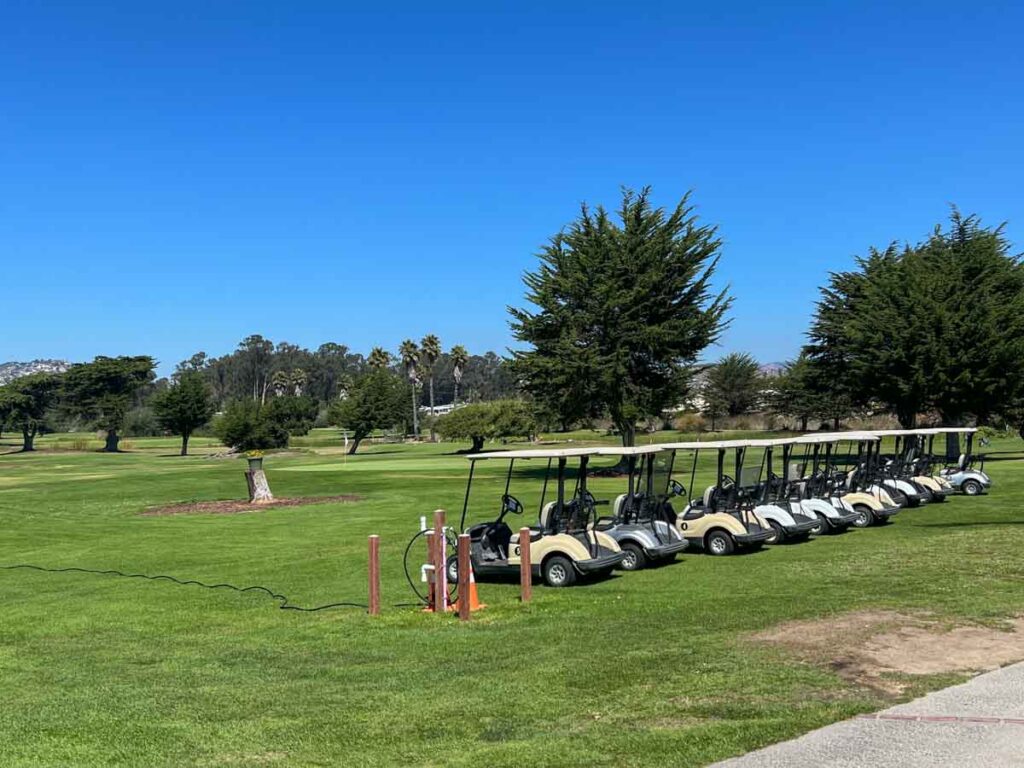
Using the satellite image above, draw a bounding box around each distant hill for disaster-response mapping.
[0,359,70,385]
[759,362,786,378]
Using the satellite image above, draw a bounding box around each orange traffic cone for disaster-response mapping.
[450,561,486,613]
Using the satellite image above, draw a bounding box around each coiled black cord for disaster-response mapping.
[1,563,368,612]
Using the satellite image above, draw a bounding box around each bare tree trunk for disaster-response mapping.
[800,415,808,432]
[246,469,274,503]
[453,381,459,405]
[104,429,120,452]
[22,426,35,452]
[411,387,419,438]
[428,376,436,441]
[180,433,190,456]
[347,436,362,455]
[470,435,484,452]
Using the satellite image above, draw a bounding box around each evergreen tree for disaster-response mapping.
[510,187,730,446]
[152,370,216,455]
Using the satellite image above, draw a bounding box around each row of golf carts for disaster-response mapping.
[451,427,991,588]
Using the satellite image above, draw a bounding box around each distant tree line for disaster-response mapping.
[0,336,518,455]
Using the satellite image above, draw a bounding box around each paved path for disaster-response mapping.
[713,662,1024,767]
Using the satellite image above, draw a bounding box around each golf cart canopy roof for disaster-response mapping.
[467,447,598,461]
[802,431,882,442]
[913,427,977,435]
[659,438,793,450]
[594,445,665,456]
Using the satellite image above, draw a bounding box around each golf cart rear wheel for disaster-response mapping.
[704,530,735,556]
[542,555,576,587]
[446,555,459,585]
[962,479,983,496]
[618,541,647,571]
[851,505,873,528]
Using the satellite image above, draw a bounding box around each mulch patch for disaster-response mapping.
[141,495,363,517]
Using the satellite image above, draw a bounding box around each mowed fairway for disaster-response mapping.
[1,430,1023,767]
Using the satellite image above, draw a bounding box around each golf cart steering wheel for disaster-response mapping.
[721,475,736,489]
[501,494,523,516]
[670,479,686,497]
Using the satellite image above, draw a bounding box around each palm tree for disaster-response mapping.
[420,334,441,440]
[368,347,391,370]
[399,339,420,438]
[450,344,469,404]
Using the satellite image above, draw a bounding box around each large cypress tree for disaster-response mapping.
[805,210,1024,427]
[509,187,730,446]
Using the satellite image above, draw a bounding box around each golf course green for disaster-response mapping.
[2,429,1022,767]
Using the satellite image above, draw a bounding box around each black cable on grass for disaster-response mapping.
[1,563,368,612]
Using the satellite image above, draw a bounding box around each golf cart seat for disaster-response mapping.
[466,521,513,560]
[540,501,559,530]
[612,494,627,519]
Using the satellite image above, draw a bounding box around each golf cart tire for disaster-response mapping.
[851,504,874,528]
[766,520,786,544]
[542,554,577,587]
[962,479,983,496]
[704,529,735,556]
[618,541,647,572]
[810,514,827,536]
[445,555,459,585]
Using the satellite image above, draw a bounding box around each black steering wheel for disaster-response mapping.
[501,494,523,516]
[670,479,686,497]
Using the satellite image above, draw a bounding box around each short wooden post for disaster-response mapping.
[368,535,380,615]
[519,527,532,603]
[457,534,471,621]
[432,509,447,614]
[424,530,436,609]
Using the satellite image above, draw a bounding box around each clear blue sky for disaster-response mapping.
[3,1,1022,375]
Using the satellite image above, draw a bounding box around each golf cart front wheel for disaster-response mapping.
[765,520,785,544]
[810,515,827,535]
[851,505,873,528]
[962,479,983,496]
[618,542,647,571]
[446,555,459,585]
[705,530,735,556]
[542,555,577,587]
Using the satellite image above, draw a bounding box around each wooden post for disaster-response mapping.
[432,509,446,613]
[424,530,436,609]
[457,534,471,621]
[519,527,532,603]
[368,535,380,615]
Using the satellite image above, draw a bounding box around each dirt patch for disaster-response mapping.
[753,610,1024,695]
[140,494,362,516]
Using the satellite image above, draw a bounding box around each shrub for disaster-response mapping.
[672,412,706,433]
[264,395,318,436]
[213,400,289,452]
[123,406,162,437]
[435,400,537,452]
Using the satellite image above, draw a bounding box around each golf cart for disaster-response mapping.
[770,435,863,535]
[870,429,953,503]
[933,427,992,496]
[659,441,775,555]
[820,432,902,526]
[741,439,821,544]
[866,430,936,507]
[592,446,688,571]
[453,448,624,588]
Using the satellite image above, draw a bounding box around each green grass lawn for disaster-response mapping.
[1,428,1023,767]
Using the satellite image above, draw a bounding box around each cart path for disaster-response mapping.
[711,661,1024,767]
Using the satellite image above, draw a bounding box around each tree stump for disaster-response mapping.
[245,469,274,504]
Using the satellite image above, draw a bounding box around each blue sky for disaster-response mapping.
[3,1,1022,375]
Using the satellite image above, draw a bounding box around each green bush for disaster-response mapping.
[213,400,289,452]
[435,400,536,452]
[123,406,162,437]
[264,395,318,436]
